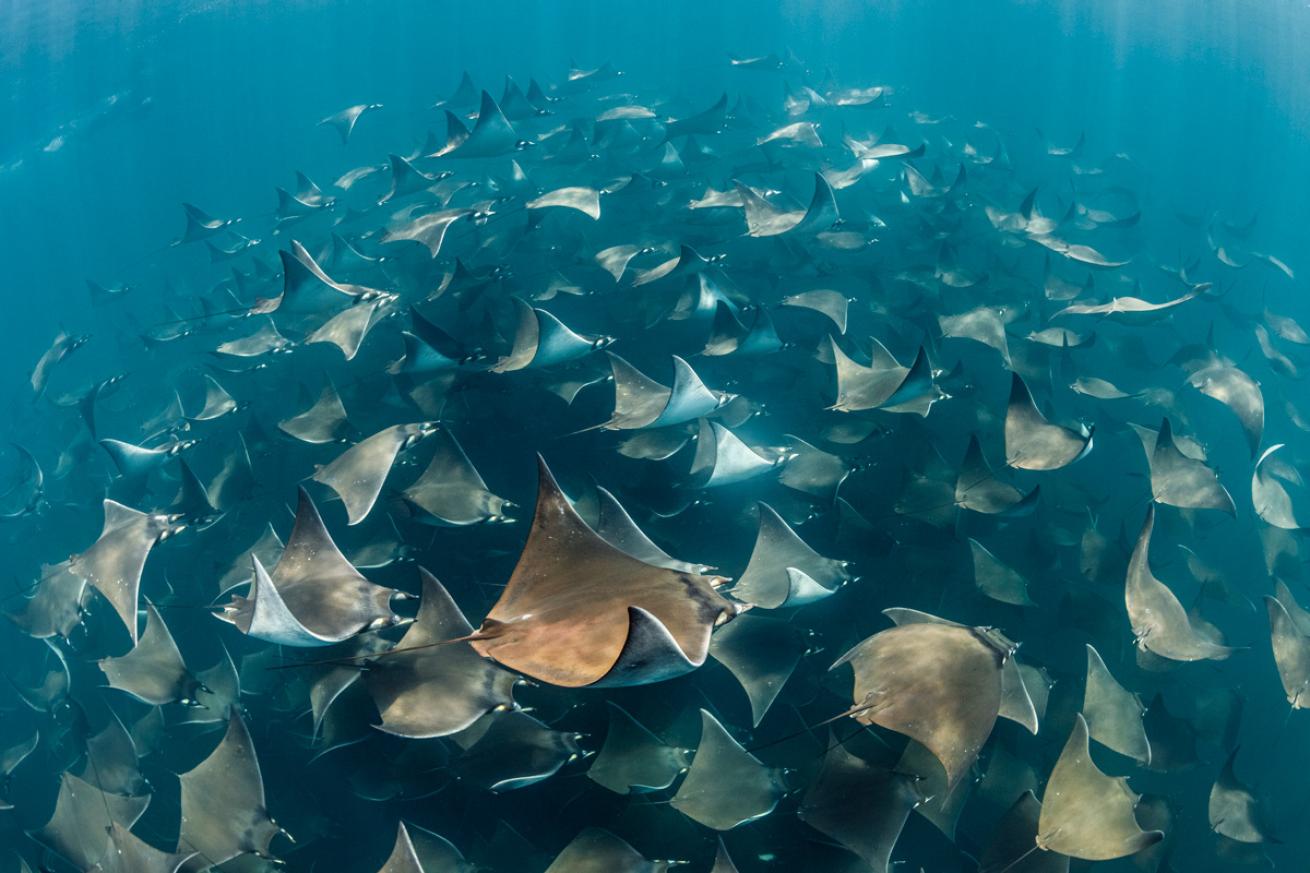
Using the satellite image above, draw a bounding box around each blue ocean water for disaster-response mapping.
[2,1,1310,871]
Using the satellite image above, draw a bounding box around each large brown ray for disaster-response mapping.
[1037,714,1163,860]
[1125,508,1232,662]
[70,500,181,644]
[177,714,283,867]
[832,618,1007,786]
[468,457,739,687]
[365,568,516,737]
[670,709,785,830]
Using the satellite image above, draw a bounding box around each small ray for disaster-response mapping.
[452,710,582,792]
[833,618,1008,786]
[311,422,438,524]
[75,709,148,796]
[737,173,838,237]
[5,560,87,640]
[176,645,241,727]
[798,741,919,872]
[1036,714,1163,860]
[400,429,514,526]
[593,353,725,431]
[305,298,384,361]
[36,772,149,870]
[709,612,806,726]
[587,702,688,795]
[542,828,666,873]
[1148,418,1234,515]
[491,299,611,373]
[957,434,1038,516]
[1053,289,1196,320]
[1004,373,1092,471]
[365,568,516,738]
[278,381,351,445]
[780,289,850,334]
[970,539,1034,606]
[777,435,851,502]
[216,487,404,646]
[177,714,283,866]
[447,91,520,158]
[319,102,382,144]
[687,419,779,489]
[1208,748,1276,844]
[527,186,602,220]
[70,501,180,643]
[593,486,707,573]
[1252,444,1309,530]
[100,600,198,705]
[828,337,935,413]
[467,457,738,687]
[186,374,239,422]
[1126,508,1233,662]
[979,791,1069,873]
[730,502,850,609]
[1082,644,1150,764]
[1266,595,1310,708]
[1186,365,1263,457]
[670,709,785,830]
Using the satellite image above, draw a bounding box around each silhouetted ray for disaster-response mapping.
[587,702,688,795]
[799,741,919,872]
[1036,714,1163,860]
[36,772,149,870]
[217,487,404,645]
[75,709,147,796]
[1126,508,1232,662]
[177,714,283,866]
[1005,373,1092,470]
[957,434,1039,515]
[468,457,738,687]
[979,791,1069,873]
[70,500,181,643]
[1082,644,1150,764]
[970,539,1034,606]
[365,568,516,738]
[670,709,785,830]
[452,710,582,791]
[709,612,806,726]
[448,91,520,158]
[311,422,438,524]
[833,618,1008,786]
[100,600,197,705]
[1209,748,1276,844]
